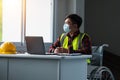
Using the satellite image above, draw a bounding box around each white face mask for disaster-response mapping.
[63,24,70,33]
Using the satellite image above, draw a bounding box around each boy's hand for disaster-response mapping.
[54,47,68,53]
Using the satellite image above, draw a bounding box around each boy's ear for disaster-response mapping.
[74,24,78,28]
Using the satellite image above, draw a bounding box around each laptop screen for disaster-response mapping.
[25,36,45,55]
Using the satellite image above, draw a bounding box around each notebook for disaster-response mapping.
[25,36,45,55]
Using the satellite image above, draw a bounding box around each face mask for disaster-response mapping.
[63,24,70,33]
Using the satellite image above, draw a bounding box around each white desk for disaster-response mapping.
[0,53,91,80]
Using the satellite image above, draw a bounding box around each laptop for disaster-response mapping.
[25,36,45,55]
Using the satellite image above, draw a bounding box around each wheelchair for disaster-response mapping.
[87,44,115,80]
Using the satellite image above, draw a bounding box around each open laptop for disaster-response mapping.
[25,36,81,56]
[25,36,45,55]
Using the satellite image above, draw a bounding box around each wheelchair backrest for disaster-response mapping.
[90,44,109,66]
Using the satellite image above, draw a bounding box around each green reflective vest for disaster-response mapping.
[60,32,91,64]
[60,33,85,50]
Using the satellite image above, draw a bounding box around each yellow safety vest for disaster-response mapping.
[60,32,91,64]
[60,33,85,50]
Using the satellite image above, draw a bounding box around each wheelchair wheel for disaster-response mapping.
[89,66,115,80]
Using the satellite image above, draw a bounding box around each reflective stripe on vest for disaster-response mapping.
[60,33,86,50]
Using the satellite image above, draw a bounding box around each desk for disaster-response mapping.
[0,54,91,80]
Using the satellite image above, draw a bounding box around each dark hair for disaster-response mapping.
[65,14,82,28]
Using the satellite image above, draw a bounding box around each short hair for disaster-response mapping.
[65,14,82,28]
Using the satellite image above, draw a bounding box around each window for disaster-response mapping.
[26,0,53,43]
[0,0,2,41]
[2,0,22,42]
[1,0,53,43]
